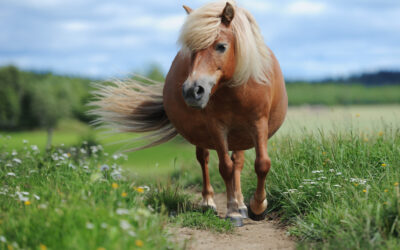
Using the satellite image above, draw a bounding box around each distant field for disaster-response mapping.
[287,83,400,106]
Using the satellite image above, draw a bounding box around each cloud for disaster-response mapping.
[286,1,327,15]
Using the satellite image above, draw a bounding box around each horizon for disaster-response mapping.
[1,0,400,80]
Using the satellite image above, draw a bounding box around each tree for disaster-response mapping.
[30,81,70,148]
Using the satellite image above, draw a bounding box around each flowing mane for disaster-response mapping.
[178,0,272,86]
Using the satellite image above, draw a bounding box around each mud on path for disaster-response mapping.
[174,193,295,250]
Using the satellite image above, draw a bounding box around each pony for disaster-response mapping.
[91,0,287,227]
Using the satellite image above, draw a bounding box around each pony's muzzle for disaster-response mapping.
[182,80,211,109]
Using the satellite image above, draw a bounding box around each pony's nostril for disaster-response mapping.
[194,85,205,100]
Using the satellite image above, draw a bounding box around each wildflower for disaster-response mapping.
[354,183,359,187]
[86,222,94,229]
[31,145,39,151]
[363,189,367,193]
[329,169,335,172]
[12,158,21,164]
[395,182,399,186]
[39,244,47,250]
[116,208,129,215]
[383,202,388,205]
[356,114,360,117]
[112,183,119,189]
[23,139,28,144]
[312,170,324,174]
[100,164,110,171]
[364,137,369,142]
[101,223,108,229]
[119,220,131,230]
[378,131,384,136]
[0,236,6,243]
[381,163,387,167]
[24,200,31,205]
[384,189,388,193]
[80,148,87,154]
[135,240,144,247]
[322,152,326,155]
[336,172,342,176]
[128,231,137,237]
[134,187,144,193]
[122,192,128,197]
[333,184,341,187]
[67,153,71,157]
[6,173,16,177]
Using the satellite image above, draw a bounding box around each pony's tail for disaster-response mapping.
[89,76,178,151]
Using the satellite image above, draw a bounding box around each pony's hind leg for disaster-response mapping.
[248,120,271,221]
[196,147,217,212]
[232,150,248,218]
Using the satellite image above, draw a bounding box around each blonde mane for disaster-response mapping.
[178,0,272,86]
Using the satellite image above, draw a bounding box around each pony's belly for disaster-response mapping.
[177,125,255,151]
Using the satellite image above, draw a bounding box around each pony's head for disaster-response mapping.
[179,1,271,109]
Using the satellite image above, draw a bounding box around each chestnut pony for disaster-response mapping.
[92,1,287,226]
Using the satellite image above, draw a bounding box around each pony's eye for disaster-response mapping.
[215,43,227,53]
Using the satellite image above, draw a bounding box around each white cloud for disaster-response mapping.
[286,1,327,15]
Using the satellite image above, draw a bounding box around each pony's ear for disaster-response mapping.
[183,5,193,14]
[221,2,235,26]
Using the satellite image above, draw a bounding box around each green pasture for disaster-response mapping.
[2,105,400,249]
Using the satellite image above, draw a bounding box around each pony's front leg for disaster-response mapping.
[248,120,271,221]
[196,147,216,212]
[232,150,248,218]
[215,139,243,227]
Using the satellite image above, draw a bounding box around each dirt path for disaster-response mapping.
[174,193,295,250]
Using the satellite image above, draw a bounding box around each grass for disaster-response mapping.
[287,83,400,106]
[0,138,178,250]
[3,105,400,248]
[173,211,234,233]
[237,126,400,249]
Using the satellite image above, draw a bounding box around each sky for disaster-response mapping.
[1,0,400,80]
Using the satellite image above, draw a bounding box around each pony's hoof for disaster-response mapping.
[226,216,244,227]
[238,207,248,219]
[247,205,267,221]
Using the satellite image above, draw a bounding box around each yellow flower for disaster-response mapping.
[354,183,359,187]
[381,163,387,167]
[134,187,144,193]
[363,189,367,193]
[356,114,360,117]
[7,245,13,250]
[363,137,369,142]
[112,183,119,189]
[322,152,327,156]
[121,192,128,197]
[395,182,399,186]
[384,189,388,193]
[383,202,388,205]
[39,244,47,250]
[135,240,144,247]
[24,200,31,205]
[67,153,71,157]
[378,131,384,136]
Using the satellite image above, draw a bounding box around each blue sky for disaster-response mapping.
[1,0,400,79]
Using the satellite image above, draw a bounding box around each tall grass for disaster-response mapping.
[239,126,400,249]
[0,138,177,250]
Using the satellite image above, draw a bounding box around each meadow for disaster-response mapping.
[1,105,400,249]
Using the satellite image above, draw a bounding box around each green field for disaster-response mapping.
[2,105,400,249]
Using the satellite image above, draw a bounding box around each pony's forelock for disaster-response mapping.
[178,0,272,86]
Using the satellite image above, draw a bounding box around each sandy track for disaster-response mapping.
[174,193,295,250]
